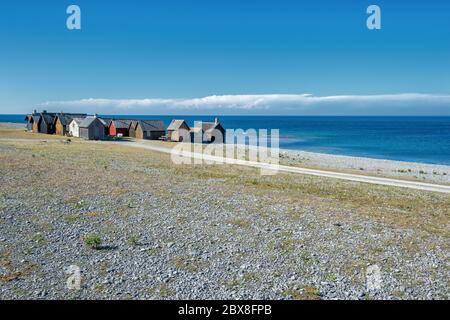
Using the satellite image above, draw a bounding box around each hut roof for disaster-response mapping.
[32,115,41,123]
[138,120,165,132]
[98,118,111,127]
[167,120,189,131]
[55,113,87,126]
[70,117,86,126]
[79,116,104,128]
[193,121,222,133]
[111,119,132,129]
[40,113,56,125]
[100,118,112,127]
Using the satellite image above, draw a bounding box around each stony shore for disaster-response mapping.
[0,125,449,300]
[280,149,450,184]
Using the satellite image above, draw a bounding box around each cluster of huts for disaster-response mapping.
[24,110,225,143]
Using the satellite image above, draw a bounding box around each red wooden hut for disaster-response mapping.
[109,119,132,137]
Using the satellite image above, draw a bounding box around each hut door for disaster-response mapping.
[94,126,99,140]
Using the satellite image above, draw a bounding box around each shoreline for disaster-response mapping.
[1,122,449,184]
[0,122,27,129]
[216,142,450,184]
[279,148,450,184]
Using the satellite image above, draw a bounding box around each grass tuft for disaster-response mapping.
[83,234,102,249]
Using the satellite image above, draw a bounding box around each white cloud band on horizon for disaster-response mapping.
[39,93,450,115]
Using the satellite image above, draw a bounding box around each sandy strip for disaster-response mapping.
[0,122,27,129]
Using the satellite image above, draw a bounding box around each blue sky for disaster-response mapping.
[1,0,449,115]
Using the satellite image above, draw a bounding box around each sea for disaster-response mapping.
[2,115,449,165]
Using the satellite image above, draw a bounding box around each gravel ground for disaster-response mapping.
[0,130,449,300]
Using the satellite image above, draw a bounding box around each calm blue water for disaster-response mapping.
[2,114,450,165]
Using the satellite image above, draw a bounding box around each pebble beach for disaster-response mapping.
[280,149,450,184]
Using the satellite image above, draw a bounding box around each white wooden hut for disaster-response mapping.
[68,118,85,137]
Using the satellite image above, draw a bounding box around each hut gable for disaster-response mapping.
[128,120,139,138]
[98,118,112,135]
[167,120,190,142]
[167,120,189,131]
[24,113,37,132]
[100,118,112,127]
[31,115,41,133]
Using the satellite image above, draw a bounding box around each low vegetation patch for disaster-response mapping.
[283,286,321,300]
[172,255,207,272]
[0,264,36,283]
[64,214,80,223]
[158,284,173,298]
[30,232,46,245]
[226,218,251,228]
[128,235,140,247]
[83,234,102,249]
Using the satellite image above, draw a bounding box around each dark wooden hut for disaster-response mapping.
[134,120,165,140]
[37,112,57,134]
[78,116,106,140]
